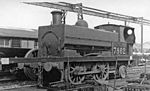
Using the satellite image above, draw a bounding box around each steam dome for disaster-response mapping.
[75,19,88,27]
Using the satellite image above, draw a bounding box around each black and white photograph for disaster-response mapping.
[0,0,150,91]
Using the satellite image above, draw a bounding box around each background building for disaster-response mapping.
[0,28,38,57]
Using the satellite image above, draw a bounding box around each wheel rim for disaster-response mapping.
[92,63,109,81]
[119,65,126,78]
[66,63,86,84]
[23,49,38,80]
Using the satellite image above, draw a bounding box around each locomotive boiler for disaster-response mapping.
[23,10,135,85]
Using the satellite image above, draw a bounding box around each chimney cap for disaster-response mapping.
[51,11,63,15]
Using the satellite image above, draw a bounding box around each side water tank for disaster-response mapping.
[75,19,88,27]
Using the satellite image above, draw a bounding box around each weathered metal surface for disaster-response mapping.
[38,25,118,57]
[64,25,118,45]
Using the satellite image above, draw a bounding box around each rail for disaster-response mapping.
[48,80,109,91]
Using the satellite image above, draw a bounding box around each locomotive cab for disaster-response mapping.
[95,24,135,44]
[95,24,135,56]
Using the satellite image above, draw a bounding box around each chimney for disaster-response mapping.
[51,11,63,25]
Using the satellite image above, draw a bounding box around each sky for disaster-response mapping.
[0,0,150,43]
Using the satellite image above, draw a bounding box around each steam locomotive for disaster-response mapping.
[0,10,135,85]
[21,10,135,85]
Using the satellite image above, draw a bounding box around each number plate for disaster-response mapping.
[113,42,127,55]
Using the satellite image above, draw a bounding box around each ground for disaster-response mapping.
[0,65,149,91]
[3,87,47,91]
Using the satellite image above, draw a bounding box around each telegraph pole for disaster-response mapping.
[141,17,143,54]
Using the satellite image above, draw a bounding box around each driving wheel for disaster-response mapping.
[65,63,86,84]
[92,63,109,82]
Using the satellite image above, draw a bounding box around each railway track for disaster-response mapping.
[0,71,37,90]
[0,81,37,91]
[0,65,148,91]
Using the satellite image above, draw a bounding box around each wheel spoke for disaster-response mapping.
[92,63,109,81]
[67,63,86,84]
[70,67,75,73]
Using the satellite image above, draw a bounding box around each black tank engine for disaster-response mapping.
[36,11,135,85]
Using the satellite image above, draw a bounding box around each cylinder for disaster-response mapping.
[51,11,63,25]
